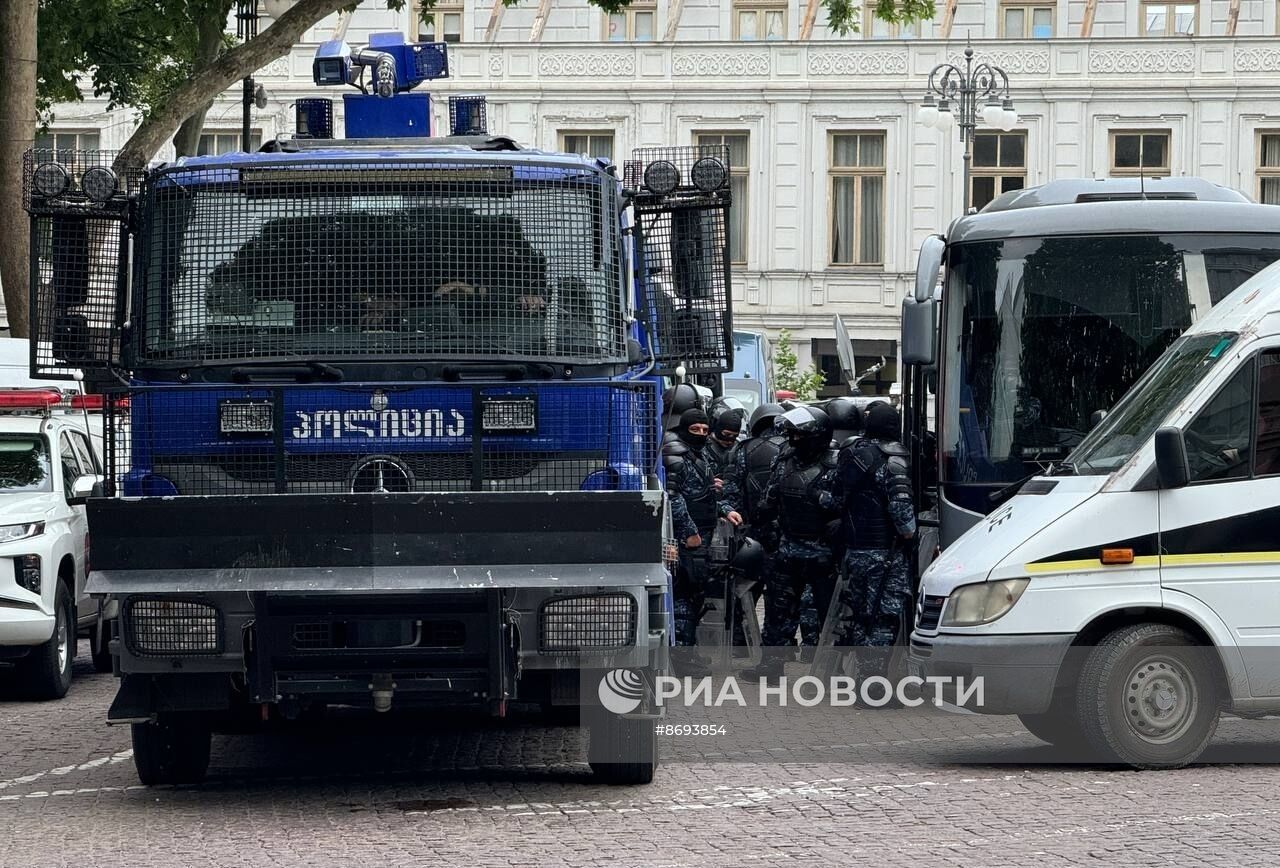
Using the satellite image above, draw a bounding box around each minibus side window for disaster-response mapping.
[1185,358,1255,483]
[1254,352,1280,477]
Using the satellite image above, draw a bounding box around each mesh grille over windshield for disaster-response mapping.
[135,156,625,366]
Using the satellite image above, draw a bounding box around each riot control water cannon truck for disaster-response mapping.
[21,31,736,786]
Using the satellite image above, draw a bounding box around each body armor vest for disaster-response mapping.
[843,438,911,550]
[741,434,784,521]
[663,441,718,533]
[777,451,837,540]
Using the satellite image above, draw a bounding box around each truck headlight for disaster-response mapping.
[941,579,1029,627]
[0,521,45,544]
[481,396,537,433]
[125,598,222,656]
[219,399,273,435]
[540,593,636,653]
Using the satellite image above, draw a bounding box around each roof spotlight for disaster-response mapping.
[32,162,71,199]
[690,156,728,193]
[80,166,119,203]
[643,160,680,196]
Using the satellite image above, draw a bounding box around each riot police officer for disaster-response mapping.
[705,404,745,479]
[720,403,785,540]
[663,407,741,646]
[662,383,704,447]
[753,406,840,676]
[827,402,915,674]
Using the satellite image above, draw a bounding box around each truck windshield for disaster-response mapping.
[1070,332,1238,475]
[0,436,53,493]
[139,166,624,366]
[942,233,1280,486]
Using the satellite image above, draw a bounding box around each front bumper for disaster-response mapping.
[907,631,1075,715]
[0,606,55,647]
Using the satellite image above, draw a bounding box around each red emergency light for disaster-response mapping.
[69,394,126,411]
[0,389,63,409]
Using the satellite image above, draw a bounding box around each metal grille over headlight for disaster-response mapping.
[540,593,636,654]
[219,399,274,435]
[481,396,537,433]
[125,598,222,656]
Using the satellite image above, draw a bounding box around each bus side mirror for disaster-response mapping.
[914,234,945,303]
[1154,426,1190,489]
[901,296,936,365]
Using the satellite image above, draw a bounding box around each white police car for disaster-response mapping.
[0,371,108,698]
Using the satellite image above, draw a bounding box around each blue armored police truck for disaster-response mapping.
[21,35,734,786]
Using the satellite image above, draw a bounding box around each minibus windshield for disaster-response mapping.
[1069,331,1238,475]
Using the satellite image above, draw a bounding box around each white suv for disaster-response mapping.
[0,387,107,698]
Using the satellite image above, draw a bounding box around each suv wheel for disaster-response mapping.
[18,581,73,700]
[1075,623,1220,768]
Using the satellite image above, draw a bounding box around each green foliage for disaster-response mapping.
[772,329,825,402]
[37,0,234,121]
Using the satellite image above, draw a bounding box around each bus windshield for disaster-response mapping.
[941,233,1280,489]
[1069,332,1238,475]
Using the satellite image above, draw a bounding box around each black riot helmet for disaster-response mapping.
[748,402,785,437]
[711,406,745,444]
[779,406,833,461]
[662,383,702,431]
[865,402,902,441]
[825,397,865,443]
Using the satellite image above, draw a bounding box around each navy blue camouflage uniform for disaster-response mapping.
[822,405,916,671]
[663,408,733,646]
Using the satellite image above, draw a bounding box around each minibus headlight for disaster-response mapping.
[941,579,1029,627]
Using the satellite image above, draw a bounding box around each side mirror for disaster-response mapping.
[1154,427,1190,489]
[68,473,102,506]
[901,296,937,365]
[914,234,946,303]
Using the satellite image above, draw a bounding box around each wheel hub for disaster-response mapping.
[1124,655,1196,744]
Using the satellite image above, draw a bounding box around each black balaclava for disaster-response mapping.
[714,409,744,445]
[865,403,901,441]
[676,408,710,450]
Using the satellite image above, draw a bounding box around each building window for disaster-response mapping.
[414,0,463,43]
[971,132,1027,211]
[696,133,749,265]
[865,2,920,38]
[197,131,262,155]
[734,2,787,40]
[1000,3,1055,37]
[34,131,99,157]
[560,131,614,161]
[1142,2,1197,36]
[1110,130,1171,177]
[1260,133,1280,205]
[606,2,656,40]
[829,133,886,266]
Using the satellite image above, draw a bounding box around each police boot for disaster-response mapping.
[744,647,789,681]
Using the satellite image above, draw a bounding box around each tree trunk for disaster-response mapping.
[172,2,232,158]
[0,0,37,338]
[114,0,350,172]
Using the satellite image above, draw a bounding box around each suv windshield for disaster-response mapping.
[1070,331,1238,474]
[139,163,625,366]
[0,436,53,493]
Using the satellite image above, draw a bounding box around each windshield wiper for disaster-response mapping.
[988,470,1046,506]
[1049,461,1078,476]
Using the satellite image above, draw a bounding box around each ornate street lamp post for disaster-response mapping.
[918,44,1019,213]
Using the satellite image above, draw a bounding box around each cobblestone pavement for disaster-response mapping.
[4,643,1280,867]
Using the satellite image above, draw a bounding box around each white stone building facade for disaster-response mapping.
[42,0,1280,395]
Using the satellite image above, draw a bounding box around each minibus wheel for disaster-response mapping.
[1075,623,1220,769]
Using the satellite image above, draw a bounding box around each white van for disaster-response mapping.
[910,260,1280,768]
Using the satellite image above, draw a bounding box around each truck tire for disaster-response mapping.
[131,715,212,786]
[1074,623,1220,769]
[90,606,114,674]
[18,581,73,700]
[588,711,657,785]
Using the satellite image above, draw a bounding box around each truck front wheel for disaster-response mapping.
[1075,623,1220,769]
[131,715,212,785]
[589,711,657,785]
